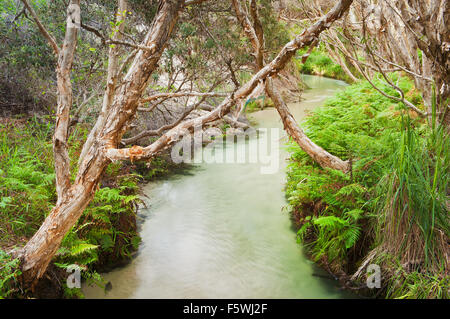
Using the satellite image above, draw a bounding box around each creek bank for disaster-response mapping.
[0,116,193,298]
[285,75,448,299]
[292,43,357,84]
[82,75,353,299]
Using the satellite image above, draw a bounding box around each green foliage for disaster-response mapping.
[294,44,354,83]
[0,119,142,298]
[285,78,396,254]
[140,158,171,180]
[286,76,448,298]
[300,212,362,262]
[56,173,141,272]
[51,171,142,297]
[0,120,55,244]
[0,250,21,298]
[375,119,449,263]
[286,77,415,225]
[386,268,449,299]
[257,0,290,58]
[370,116,449,298]
[287,160,368,266]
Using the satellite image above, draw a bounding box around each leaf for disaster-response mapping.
[297,222,311,243]
[313,216,347,229]
[343,226,361,249]
[70,243,98,256]
[345,209,364,221]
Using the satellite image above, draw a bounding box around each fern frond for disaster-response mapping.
[70,243,99,256]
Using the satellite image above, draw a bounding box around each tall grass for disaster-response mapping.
[375,119,448,270]
[286,75,449,298]
[369,111,449,298]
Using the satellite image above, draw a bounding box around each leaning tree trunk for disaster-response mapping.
[233,0,351,173]
[265,77,351,173]
[17,179,101,289]
[17,0,354,289]
[17,0,184,289]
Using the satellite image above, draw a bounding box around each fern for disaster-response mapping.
[342,226,361,249]
[0,250,21,298]
[70,243,99,256]
[314,216,348,229]
[297,222,311,242]
[285,77,421,267]
[344,209,364,221]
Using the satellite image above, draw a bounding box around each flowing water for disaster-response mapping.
[83,75,351,299]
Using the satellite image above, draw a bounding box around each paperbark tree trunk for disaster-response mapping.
[233,0,351,173]
[17,0,354,289]
[53,1,80,201]
[265,78,351,172]
[18,0,184,289]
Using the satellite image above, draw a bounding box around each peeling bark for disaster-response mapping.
[18,0,185,288]
[53,0,80,201]
[266,77,351,173]
[18,0,354,288]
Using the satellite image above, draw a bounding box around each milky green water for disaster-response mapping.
[83,75,352,299]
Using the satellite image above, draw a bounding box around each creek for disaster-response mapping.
[83,75,352,298]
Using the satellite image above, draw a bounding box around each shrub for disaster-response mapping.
[285,75,448,298]
[0,250,21,298]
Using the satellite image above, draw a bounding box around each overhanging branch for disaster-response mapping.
[105,0,355,162]
[20,0,59,55]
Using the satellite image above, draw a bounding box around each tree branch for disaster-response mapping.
[265,77,350,172]
[105,0,355,161]
[20,0,59,55]
[81,22,156,52]
[232,0,263,70]
[139,91,229,104]
[53,0,80,200]
[122,104,198,145]
[185,0,210,6]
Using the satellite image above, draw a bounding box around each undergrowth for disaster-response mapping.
[286,74,448,298]
[0,250,21,298]
[294,44,355,83]
[0,118,153,298]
